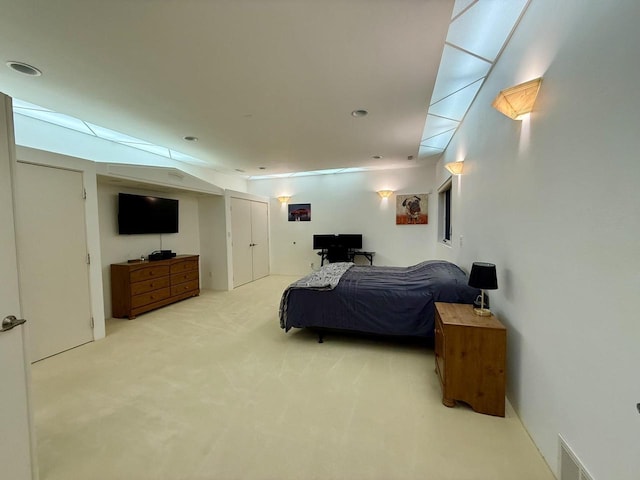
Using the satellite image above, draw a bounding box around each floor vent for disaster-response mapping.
[559,435,594,480]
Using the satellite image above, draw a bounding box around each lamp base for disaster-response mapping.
[473,307,492,317]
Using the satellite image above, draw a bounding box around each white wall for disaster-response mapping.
[98,182,203,318]
[198,195,229,291]
[248,166,438,276]
[435,1,640,478]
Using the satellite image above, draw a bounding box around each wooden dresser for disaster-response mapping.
[111,254,200,319]
[434,302,506,417]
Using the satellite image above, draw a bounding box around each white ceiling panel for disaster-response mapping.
[446,0,529,61]
[421,115,459,142]
[427,79,484,121]
[13,109,94,135]
[420,129,457,150]
[120,143,171,158]
[86,123,151,144]
[451,0,476,19]
[429,44,492,105]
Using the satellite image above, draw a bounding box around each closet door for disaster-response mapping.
[14,162,93,362]
[231,197,269,287]
[250,200,269,280]
[231,197,254,287]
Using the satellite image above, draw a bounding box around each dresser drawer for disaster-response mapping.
[130,265,170,283]
[171,269,199,285]
[171,260,198,274]
[171,279,199,296]
[130,277,171,296]
[131,288,171,309]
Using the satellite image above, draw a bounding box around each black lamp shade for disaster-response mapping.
[468,262,498,290]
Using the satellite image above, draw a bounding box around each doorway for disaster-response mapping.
[14,162,94,362]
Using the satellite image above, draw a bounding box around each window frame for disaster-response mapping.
[438,177,453,245]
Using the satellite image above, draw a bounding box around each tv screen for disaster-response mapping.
[118,193,179,234]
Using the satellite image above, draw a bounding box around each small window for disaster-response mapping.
[438,178,452,245]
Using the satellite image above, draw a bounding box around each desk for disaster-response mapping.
[317,250,375,266]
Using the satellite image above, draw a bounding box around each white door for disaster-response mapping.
[0,93,37,479]
[14,162,93,361]
[231,197,254,287]
[231,198,270,287]
[250,200,269,280]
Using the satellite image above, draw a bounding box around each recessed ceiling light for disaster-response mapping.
[183,136,198,142]
[351,109,368,117]
[258,166,266,170]
[6,61,42,76]
[372,155,383,159]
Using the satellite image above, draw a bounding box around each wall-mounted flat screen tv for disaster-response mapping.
[118,193,179,234]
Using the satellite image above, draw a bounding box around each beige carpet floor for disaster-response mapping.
[31,275,554,480]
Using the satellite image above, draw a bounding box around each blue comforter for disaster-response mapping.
[280,260,479,338]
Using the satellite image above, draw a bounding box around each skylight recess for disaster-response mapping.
[430,45,491,105]
[421,128,457,150]
[12,98,208,169]
[85,122,152,144]
[14,108,95,135]
[446,0,529,62]
[419,0,531,159]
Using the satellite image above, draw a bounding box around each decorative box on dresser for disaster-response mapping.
[434,302,507,417]
[111,255,200,319]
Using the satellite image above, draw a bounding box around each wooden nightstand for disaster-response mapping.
[434,302,506,417]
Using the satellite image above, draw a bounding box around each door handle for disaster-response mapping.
[1,315,26,333]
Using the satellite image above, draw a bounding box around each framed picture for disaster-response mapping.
[288,203,311,221]
[396,194,428,225]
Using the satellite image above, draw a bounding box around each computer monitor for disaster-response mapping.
[337,234,362,249]
[312,234,362,249]
[313,234,337,250]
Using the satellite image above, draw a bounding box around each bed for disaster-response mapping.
[279,260,479,340]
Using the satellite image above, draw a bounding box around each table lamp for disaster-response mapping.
[468,262,498,316]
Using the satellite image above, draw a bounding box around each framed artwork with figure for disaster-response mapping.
[396,194,428,225]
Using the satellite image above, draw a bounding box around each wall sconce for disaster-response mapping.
[444,161,464,175]
[277,196,291,204]
[492,77,542,120]
[377,190,394,198]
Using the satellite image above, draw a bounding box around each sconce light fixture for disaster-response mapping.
[277,196,291,204]
[377,190,393,198]
[492,77,542,120]
[444,161,464,175]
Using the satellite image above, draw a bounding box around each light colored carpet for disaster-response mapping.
[31,275,554,480]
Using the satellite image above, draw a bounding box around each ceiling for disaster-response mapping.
[0,0,529,179]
